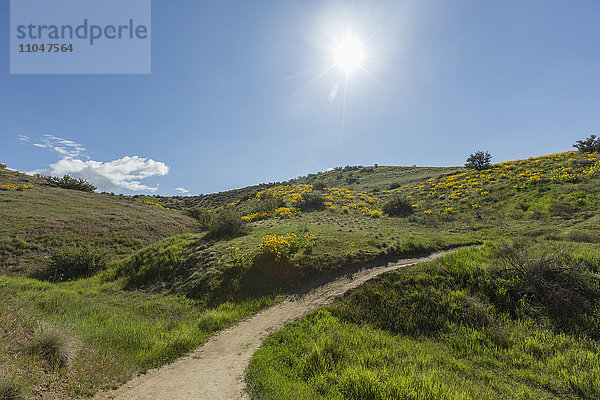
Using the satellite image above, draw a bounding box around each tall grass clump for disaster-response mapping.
[27,327,72,369]
[488,241,600,338]
[112,234,194,290]
[37,245,108,281]
[0,375,30,400]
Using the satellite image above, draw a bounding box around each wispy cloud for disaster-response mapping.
[174,187,190,194]
[23,134,170,193]
[31,134,88,159]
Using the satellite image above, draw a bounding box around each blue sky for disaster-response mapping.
[1,1,599,195]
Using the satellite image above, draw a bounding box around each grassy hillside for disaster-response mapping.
[0,167,198,275]
[245,150,600,399]
[137,165,461,210]
[2,150,600,399]
[0,162,471,399]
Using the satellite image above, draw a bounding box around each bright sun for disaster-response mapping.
[333,35,366,76]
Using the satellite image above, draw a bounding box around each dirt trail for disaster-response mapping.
[95,250,453,400]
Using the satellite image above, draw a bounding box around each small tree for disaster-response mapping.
[465,151,492,171]
[573,135,600,153]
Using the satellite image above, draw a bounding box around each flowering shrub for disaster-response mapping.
[245,184,381,219]
[361,208,383,217]
[141,200,177,211]
[1,183,34,192]
[242,206,296,222]
[257,234,316,262]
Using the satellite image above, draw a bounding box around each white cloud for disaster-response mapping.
[22,134,170,193]
[31,134,88,159]
[37,156,169,192]
[174,187,190,194]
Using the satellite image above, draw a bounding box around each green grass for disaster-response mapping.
[0,274,279,397]
[247,308,600,399]
[245,242,600,399]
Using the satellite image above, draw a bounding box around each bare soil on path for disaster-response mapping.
[94,250,454,400]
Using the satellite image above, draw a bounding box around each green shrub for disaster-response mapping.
[312,182,326,191]
[42,245,108,281]
[207,209,247,240]
[465,151,492,170]
[297,193,326,212]
[27,327,71,369]
[0,163,6,170]
[254,194,284,213]
[45,174,96,192]
[382,195,413,217]
[549,200,575,216]
[185,208,213,230]
[573,135,600,153]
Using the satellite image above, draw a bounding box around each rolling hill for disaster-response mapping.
[1,149,600,399]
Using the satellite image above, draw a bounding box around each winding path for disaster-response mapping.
[94,250,453,400]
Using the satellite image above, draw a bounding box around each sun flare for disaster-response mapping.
[333,35,366,76]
